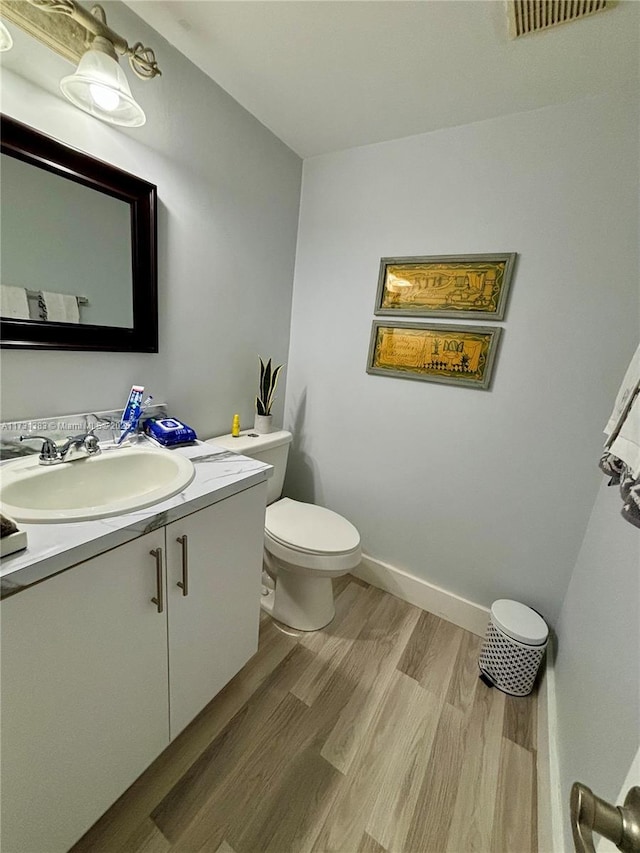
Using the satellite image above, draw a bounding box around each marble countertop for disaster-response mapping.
[0,439,271,599]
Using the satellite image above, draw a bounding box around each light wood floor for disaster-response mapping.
[72,577,538,853]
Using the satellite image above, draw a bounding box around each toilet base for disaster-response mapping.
[261,571,336,632]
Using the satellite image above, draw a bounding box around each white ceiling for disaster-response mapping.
[126,0,640,158]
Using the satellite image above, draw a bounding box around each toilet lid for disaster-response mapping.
[265,498,360,555]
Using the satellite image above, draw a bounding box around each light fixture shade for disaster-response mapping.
[0,20,13,52]
[60,47,146,127]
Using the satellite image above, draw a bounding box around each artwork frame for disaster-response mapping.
[366,320,502,390]
[374,253,517,321]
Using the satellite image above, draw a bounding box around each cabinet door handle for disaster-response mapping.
[176,535,189,596]
[150,548,164,613]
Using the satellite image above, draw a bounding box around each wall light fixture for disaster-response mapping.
[0,18,13,50]
[0,0,161,126]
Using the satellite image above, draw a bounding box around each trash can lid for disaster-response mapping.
[490,599,548,646]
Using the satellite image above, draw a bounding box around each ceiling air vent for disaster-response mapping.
[507,0,617,38]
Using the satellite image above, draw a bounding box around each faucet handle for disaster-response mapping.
[60,430,101,459]
[84,432,100,454]
[19,435,60,463]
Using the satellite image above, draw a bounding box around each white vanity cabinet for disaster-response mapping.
[166,484,265,737]
[0,528,170,853]
[0,481,267,853]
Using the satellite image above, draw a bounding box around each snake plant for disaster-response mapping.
[256,356,284,416]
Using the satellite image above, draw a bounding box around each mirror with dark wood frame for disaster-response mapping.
[0,115,157,352]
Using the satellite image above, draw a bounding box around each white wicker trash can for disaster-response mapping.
[478,599,549,696]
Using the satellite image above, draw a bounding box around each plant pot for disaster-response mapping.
[254,414,274,434]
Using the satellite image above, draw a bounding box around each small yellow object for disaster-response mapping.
[231,413,240,437]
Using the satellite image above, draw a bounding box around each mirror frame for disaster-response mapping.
[0,115,158,352]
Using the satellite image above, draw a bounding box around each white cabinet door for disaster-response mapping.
[0,529,170,853]
[166,482,266,737]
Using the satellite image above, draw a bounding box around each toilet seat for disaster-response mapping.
[265,498,360,554]
[264,498,361,573]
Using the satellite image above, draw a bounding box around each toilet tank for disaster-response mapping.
[206,429,292,505]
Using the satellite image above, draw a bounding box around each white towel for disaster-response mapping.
[604,342,640,439]
[0,284,29,319]
[610,393,640,478]
[40,291,80,324]
[604,342,640,478]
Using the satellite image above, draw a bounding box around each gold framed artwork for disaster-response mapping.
[366,321,502,390]
[374,253,517,320]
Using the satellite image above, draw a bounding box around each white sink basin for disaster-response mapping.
[0,447,195,523]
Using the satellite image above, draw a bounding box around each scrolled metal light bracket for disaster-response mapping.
[0,0,161,78]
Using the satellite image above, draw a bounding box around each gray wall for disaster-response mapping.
[284,89,639,624]
[0,0,302,437]
[555,480,640,850]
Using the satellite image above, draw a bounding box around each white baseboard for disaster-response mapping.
[536,650,564,853]
[353,554,490,637]
[538,640,566,853]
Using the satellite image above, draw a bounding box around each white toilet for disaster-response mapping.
[207,429,361,631]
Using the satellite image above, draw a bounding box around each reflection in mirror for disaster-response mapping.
[1,153,134,328]
[0,115,158,352]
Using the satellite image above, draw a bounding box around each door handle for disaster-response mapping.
[176,535,188,596]
[150,547,164,613]
[571,783,640,852]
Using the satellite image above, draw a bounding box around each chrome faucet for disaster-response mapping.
[58,432,101,462]
[20,431,101,465]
